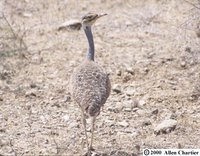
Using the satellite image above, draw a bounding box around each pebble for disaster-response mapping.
[122,74,131,83]
[58,19,82,31]
[123,107,132,112]
[31,54,43,64]
[139,99,146,106]
[110,150,132,156]
[21,12,33,18]
[126,20,133,27]
[115,102,123,112]
[107,106,116,112]
[196,30,200,38]
[123,99,138,112]
[68,122,79,129]
[62,95,71,103]
[124,87,136,96]
[118,120,129,127]
[142,120,151,126]
[62,114,70,122]
[180,61,186,68]
[116,69,122,76]
[30,83,37,88]
[25,89,37,97]
[112,84,121,94]
[123,100,132,112]
[107,102,123,113]
[125,67,134,75]
[151,108,159,115]
[104,119,115,127]
[136,109,146,116]
[154,119,177,135]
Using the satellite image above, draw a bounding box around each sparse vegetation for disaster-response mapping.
[0,0,199,155]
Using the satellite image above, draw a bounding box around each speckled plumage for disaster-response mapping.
[69,12,110,153]
[70,60,110,117]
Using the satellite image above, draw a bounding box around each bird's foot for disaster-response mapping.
[83,151,101,156]
[83,147,95,156]
[89,146,95,151]
[83,150,91,156]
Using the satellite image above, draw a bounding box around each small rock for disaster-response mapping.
[142,120,151,126]
[68,122,79,129]
[62,114,70,122]
[105,119,115,127]
[30,83,37,88]
[151,108,159,115]
[136,109,146,116]
[63,95,71,103]
[185,46,191,52]
[144,67,150,73]
[115,102,123,112]
[154,119,177,135]
[125,67,134,75]
[167,112,177,119]
[139,99,146,106]
[107,106,116,112]
[58,19,82,31]
[118,120,129,127]
[25,90,37,97]
[31,54,43,64]
[123,107,132,112]
[123,100,132,112]
[20,12,32,18]
[196,30,200,38]
[124,87,135,96]
[132,99,140,107]
[116,69,122,76]
[126,20,133,27]
[91,151,105,156]
[122,74,131,83]
[110,150,131,156]
[180,61,186,68]
[134,145,140,153]
[0,128,6,133]
[40,115,46,123]
[107,102,122,113]
[112,84,121,94]
[132,107,139,112]
[123,99,138,112]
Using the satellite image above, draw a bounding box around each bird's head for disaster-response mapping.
[81,12,107,29]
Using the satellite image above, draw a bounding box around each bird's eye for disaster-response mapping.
[87,15,93,19]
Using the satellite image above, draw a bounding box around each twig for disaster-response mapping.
[2,13,18,48]
[53,137,60,155]
[184,0,200,10]
[1,13,27,51]
[8,138,17,156]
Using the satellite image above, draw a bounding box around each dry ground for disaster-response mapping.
[0,0,200,155]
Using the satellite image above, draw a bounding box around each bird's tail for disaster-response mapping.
[87,102,101,117]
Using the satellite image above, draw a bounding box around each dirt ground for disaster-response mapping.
[0,0,200,155]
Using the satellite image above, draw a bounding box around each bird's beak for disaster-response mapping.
[97,13,107,19]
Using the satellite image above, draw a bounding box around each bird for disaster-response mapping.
[70,12,111,154]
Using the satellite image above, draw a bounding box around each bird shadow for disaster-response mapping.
[83,150,139,156]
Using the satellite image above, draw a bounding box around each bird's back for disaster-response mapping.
[70,60,110,116]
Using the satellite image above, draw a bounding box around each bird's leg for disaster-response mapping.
[81,110,89,151]
[89,116,96,151]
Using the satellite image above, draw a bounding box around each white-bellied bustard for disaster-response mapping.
[70,13,111,154]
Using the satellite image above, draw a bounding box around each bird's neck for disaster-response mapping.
[84,26,95,61]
